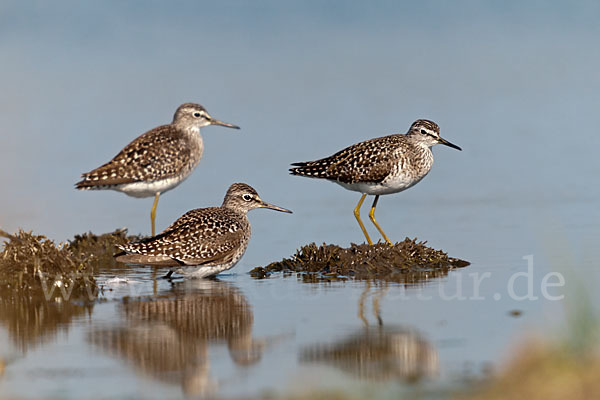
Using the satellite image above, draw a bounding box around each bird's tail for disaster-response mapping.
[75,177,95,190]
[289,160,332,179]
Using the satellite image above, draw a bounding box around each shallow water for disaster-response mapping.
[1,2,600,399]
[0,253,574,399]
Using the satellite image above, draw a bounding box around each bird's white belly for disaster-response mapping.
[336,172,426,195]
[176,263,233,279]
[175,244,248,279]
[116,175,188,198]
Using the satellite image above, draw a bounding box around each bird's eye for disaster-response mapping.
[193,112,202,118]
[421,129,436,138]
[242,194,253,201]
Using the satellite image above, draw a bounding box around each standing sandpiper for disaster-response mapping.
[115,183,292,278]
[75,103,240,235]
[290,120,461,246]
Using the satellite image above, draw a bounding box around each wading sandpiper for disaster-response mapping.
[290,120,461,245]
[76,103,239,235]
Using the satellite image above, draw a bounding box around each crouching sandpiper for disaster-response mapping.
[115,183,292,278]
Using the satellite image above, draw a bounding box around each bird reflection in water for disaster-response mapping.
[301,283,439,382]
[88,279,265,397]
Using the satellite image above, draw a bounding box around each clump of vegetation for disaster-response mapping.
[250,238,469,282]
[460,241,600,400]
[0,228,143,351]
[69,229,142,272]
[0,229,96,300]
[0,228,141,300]
[458,340,600,400]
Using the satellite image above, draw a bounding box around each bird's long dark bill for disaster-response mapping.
[211,118,240,129]
[260,201,293,213]
[438,137,462,151]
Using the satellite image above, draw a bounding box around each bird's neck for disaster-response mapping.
[407,135,435,150]
[187,125,201,135]
[172,120,202,135]
[416,143,434,170]
[182,125,204,163]
[222,204,251,217]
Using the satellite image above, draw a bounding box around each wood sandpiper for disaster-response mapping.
[290,119,461,246]
[75,103,239,235]
[115,183,292,278]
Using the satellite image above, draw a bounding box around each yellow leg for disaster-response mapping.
[150,192,160,236]
[368,195,393,246]
[354,194,373,245]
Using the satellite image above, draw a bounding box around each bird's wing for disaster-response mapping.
[290,135,404,184]
[116,208,247,267]
[177,233,245,266]
[76,126,193,188]
[158,207,205,234]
